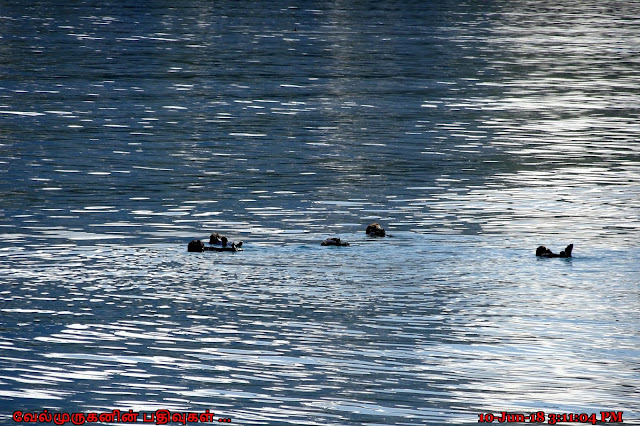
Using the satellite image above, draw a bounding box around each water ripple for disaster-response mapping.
[1,1,639,424]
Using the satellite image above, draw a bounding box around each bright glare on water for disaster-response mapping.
[1,1,639,425]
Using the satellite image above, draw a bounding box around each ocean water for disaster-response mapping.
[1,1,639,425]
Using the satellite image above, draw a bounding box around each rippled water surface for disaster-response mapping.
[1,1,639,424]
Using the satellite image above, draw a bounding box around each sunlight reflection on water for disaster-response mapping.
[1,238,639,423]
[1,0,639,424]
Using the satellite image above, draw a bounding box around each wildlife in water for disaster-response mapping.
[187,232,243,252]
[321,237,350,247]
[209,233,243,248]
[366,223,386,237]
[536,244,573,258]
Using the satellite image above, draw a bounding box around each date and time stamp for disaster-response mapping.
[478,411,624,424]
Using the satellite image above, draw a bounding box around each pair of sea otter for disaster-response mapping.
[320,223,386,246]
[187,233,243,252]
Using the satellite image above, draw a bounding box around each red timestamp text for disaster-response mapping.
[478,410,623,424]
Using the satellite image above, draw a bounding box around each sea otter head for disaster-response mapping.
[188,239,205,252]
[366,223,386,237]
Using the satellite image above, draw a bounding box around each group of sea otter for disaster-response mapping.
[188,223,573,258]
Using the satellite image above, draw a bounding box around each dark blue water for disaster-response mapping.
[1,1,639,424]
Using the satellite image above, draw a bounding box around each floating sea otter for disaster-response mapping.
[209,233,243,249]
[187,233,243,253]
[366,223,386,237]
[321,237,350,247]
[188,239,206,252]
[187,239,242,252]
[536,244,573,258]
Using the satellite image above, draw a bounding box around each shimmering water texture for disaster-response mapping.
[1,1,639,424]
